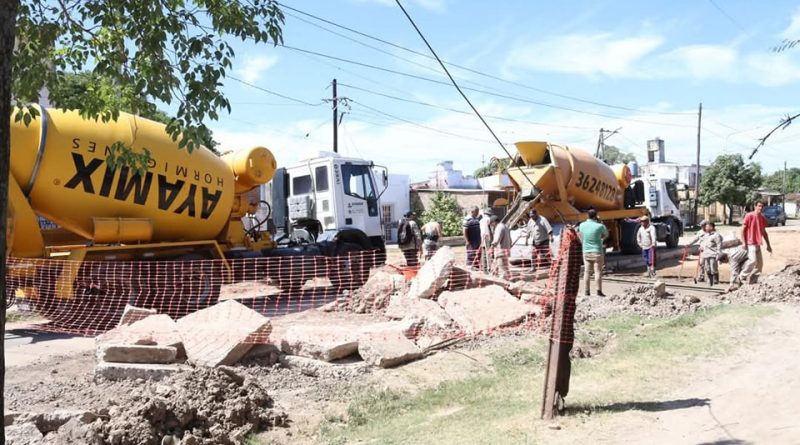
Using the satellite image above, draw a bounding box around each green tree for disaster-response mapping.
[698,154,763,224]
[0,1,284,434]
[762,167,800,194]
[601,145,637,164]
[474,157,511,178]
[421,191,463,237]
[49,72,219,152]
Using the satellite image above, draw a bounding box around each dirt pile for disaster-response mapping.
[10,367,286,445]
[726,264,800,304]
[576,283,704,322]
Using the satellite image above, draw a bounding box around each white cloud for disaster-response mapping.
[236,55,278,84]
[647,44,738,81]
[782,6,800,38]
[214,101,796,185]
[504,34,664,77]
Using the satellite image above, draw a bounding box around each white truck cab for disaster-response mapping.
[269,152,387,253]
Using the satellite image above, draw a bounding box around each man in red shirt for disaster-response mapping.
[738,200,772,285]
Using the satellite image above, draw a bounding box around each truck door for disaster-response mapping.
[339,162,382,238]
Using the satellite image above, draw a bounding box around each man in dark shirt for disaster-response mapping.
[463,206,481,269]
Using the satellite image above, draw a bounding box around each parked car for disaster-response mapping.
[763,206,787,227]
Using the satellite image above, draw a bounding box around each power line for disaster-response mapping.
[707,0,746,32]
[278,1,695,116]
[276,44,696,128]
[338,82,598,130]
[227,75,325,106]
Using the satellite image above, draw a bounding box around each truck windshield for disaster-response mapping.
[342,164,376,200]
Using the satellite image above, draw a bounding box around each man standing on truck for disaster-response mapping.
[463,206,482,270]
[490,215,512,279]
[398,211,422,267]
[636,215,658,278]
[739,200,772,284]
[578,208,609,297]
[526,209,553,272]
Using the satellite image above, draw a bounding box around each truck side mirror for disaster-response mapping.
[382,170,388,187]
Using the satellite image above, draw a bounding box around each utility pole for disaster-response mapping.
[595,128,621,162]
[694,102,702,225]
[332,78,338,154]
[783,161,787,211]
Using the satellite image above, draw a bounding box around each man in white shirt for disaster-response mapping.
[636,215,658,278]
[479,208,494,272]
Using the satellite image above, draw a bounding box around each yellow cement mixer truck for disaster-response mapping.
[7,107,386,320]
[503,141,683,254]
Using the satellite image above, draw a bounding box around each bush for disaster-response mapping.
[421,191,463,237]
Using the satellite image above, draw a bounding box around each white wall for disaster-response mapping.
[428,161,480,189]
[477,174,511,190]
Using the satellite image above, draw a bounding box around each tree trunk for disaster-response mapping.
[727,204,734,225]
[0,2,19,440]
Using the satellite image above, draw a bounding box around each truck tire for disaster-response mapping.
[665,219,680,248]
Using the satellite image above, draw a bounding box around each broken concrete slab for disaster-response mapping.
[405,246,454,299]
[466,271,514,290]
[357,330,423,368]
[346,266,405,313]
[279,324,359,362]
[438,285,540,334]
[94,362,183,381]
[117,304,157,326]
[98,344,178,364]
[97,314,183,351]
[176,299,271,367]
[5,422,43,445]
[384,294,454,330]
[445,266,472,291]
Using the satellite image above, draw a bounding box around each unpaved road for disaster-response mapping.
[555,304,800,444]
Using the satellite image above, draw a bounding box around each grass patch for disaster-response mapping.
[314,304,775,445]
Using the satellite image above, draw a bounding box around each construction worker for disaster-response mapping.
[421,219,443,262]
[686,219,710,283]
[463,206,482,270]
[739,200,772,284]
[397,211,422,267]
[636,215,657,278]
[699,222,723,286]
[490,215,512,279]
[526,208,553,272]
[721,246,748,291]
[578,208,609,297]
[479,208,494,272]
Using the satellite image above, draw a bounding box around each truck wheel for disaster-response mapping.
[665,219,680,248]
[173,254,221,317]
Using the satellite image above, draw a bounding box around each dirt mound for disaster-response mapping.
[575,283,704,322]
[726,264,800,304]
[32,367,286,445]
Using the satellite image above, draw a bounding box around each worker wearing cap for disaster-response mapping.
[479,208,494,272]
[636,215,658,278]
[463,206,482,269]
[526,208,553,272]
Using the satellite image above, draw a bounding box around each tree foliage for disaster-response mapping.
[601,145,637,164]
[698,154,762,223]
[474,157,511,178]
[12,0,283,160]
[763,167,800,193]
[421,191,463,237]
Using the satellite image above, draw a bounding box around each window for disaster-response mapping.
[342,164,376,200]
[315,166,329,192]
[688,172,701,188]
[382,204,393,240]
[292,175,312,195]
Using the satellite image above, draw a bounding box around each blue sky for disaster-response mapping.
[205,0,800,180]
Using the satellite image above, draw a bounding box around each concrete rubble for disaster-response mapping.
[177,299,271,367]
[117,304,157,326]
[405,246,455,299]
[384,293,454,330]
[278,324,360,362]
[438,285,540,335]
[98,344,178,364]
